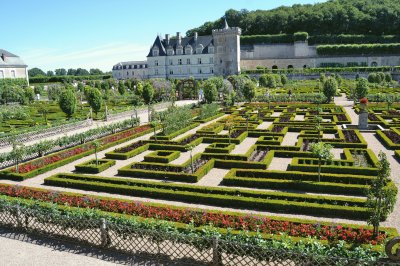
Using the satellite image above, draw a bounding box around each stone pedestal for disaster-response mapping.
[358,109,368,129]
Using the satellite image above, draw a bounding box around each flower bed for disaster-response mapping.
[0,124,152,180]
[0,184,388,245]
[342,130,361,143]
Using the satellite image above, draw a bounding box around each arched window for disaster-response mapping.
[288,65,294,69]
[371,61,378,67]
[272,65,278,70]
[303,65,308,69]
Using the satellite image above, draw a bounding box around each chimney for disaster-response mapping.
[165,34,170,45]
[194,32,198,42]
[177,32,181,45]
[1,53,5,62]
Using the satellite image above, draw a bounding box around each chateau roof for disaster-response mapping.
[0,49,27,67]
[147,34,214,57]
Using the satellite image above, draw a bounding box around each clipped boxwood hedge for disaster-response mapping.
[75,159,116,174]
[44,173,370,220]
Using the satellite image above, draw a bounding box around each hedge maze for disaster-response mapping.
[42,103,396,222]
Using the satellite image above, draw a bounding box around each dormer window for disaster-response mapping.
[196,44,204,54]
[185,45,192,55]
[152,47,159,56]
[167,48,174,56]
[176,48,183,55]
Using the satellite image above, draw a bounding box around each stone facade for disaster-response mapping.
[240,42,400,70]
[112,23,400,80]
[0,49,28,81]
[112,61,148,80]
[112,20,241,80]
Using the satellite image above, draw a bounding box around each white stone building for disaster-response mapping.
[112,61,148,80]
[0,49,28,80]
[112,20,400,80]
[112,20,241,80]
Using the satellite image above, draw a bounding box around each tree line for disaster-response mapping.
[28,67,107,77]
[186,0,400,37]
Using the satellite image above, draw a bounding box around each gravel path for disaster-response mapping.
[281,132,299,146]
[256,122,272,129]
[268,158,292,171]
[335,94,400,232]
[0,235,117,266]
[196,168,229,186]
[230,137,258,155]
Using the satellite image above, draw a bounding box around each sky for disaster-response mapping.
[3,0,326,72]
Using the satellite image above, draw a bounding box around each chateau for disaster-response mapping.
[0,49,28,80]
[112,20,241,80]
[112,21,400,80]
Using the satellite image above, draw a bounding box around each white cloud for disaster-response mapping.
[21,42,149,72]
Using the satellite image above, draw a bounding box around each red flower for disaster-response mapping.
[360,97,368,104]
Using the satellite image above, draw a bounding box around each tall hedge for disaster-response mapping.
[317,43,400,56]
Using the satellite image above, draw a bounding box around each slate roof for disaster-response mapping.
[147,34,214,57]
[0,49,27,67]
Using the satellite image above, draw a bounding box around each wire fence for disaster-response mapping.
[0,203,398,265]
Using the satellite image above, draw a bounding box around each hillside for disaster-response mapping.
[186,0,400,37]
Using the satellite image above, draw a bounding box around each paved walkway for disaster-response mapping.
[335,94,400,231]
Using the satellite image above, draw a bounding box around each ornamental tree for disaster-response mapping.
[203,81,218,103]
[310,142,333,182]
[92,140,101,166]
[10,142,25,174]
[355,77,369,100]
[243,80,256,103]
[322,77,338,103]
[367,151,397,236]
[59,89,77,119]
[87,87,103,117]
[142,82,154,122]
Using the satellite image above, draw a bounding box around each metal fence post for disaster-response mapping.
[15,205,22,228]
[100,218,111,247]
[212,236,222,266]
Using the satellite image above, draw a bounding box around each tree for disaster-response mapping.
[24,87,35,104]
[87,87,103,117]
[225,118,235,145]
[322,77,338,103]
[355,78,369,100]
[92,140,101,166]
[280,74,288,85]
[34,85,44,95]
[28,68,46,77]
[10,142,25,174]
[203,81,218,103]
[243,80,256,103]
[59,89,77,119]
[47,70,54,76]
[314,115,323,142]
[310,142,333,182]
[118,82,126,95]
[385,73,392,83]
[186,144,195,173]
[55,68,67,76]
[142,82,154,122]
[90,68,103,75]
[367,151,397,236]
[34,140,53,157]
